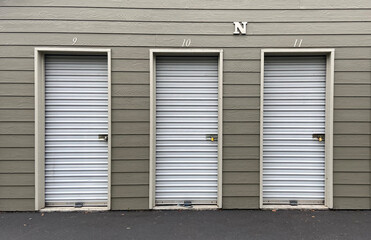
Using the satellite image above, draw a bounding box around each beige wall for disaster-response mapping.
[0,0,370,210]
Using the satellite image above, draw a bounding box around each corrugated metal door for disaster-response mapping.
[45,55,108,207]
[155,56,219,205]
[263,56,326,205]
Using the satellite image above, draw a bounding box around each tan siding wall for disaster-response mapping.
[0,0,370,210]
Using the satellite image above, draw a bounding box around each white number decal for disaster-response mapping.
[294,39,303,47]
[182,39,191,47]
[72,37,78,45]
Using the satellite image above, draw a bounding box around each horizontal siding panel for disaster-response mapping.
[335,97,371,109]
[0,71,34,83]
[112,160,149,173]
[334,135,370,147]
[223,197,259,209]
[1,33,371,47]
[4,0,371,9]
[112,72,149,84]
[112,135,149,147]
[335,48,371,59]
[0,58,33,71]
[4,21,371,35]
[112,185,148,198]
[112,147,149,160]
[334,122,370,134]
[112,85,149,97]
[0,199,34,211]
[0,0,309,9]
[0,84,33,96]
[111,198,148,210]
[223,172,260,184]
[2,7,371,21]
[334,160,370,172]
[333,197,370,209]
[0,148,34,160]
[335,85,371,97]
[224,49,261,60]
[112,173,148,185]
[224,98,260,110]
[223,110,260,122]
[334,147,370,160]
[112,59,148,72]
[0,173,34,186]
[334,185,370,197]
[112,123,149,134]
[0,122,34,134]
[334,110,371,122]
[224,61,260,72]
[223,184,259,197]
[223,160,259,172]
[334,72,371,84]
[0,135,34,148]
[112,110,149,122]
[0,46,34,57]
[224,73,260,84]
[224,147,259,160]
[0,97,34,109]
[224,123,260,134]
[1,46,370,60]
[300,0,371,9]
[0,110,34,121]
[112,98,149,110]
[0,161,34,174]
[334,173,370,184]
[224,85,260,97]
[0,186,34,199]
[224,135,259,147]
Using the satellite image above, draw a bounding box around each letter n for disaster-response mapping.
[233,22,248,35]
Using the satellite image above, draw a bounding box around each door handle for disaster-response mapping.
[312,134,325,142]
[98,134,108,142]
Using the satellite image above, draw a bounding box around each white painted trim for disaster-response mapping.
[149,48,223,209]
[259,48,335,209]
[34,47,112,211]
[149,50,156,209]
[259,50,265,209]
[217,50,224,209]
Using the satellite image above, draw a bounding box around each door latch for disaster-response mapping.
[312,134,325,142]
[98,134,108,142]
[206,134,218,142]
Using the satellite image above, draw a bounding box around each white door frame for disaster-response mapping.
[34,47,112,211]
[149,49,223,209]
[260,49,335,209]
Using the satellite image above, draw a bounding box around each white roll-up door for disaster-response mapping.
[155,56,219,205]
[45,55,108,207]
[263,56,326,205]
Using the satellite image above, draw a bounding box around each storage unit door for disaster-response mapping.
[155,56,219,205]
[263,56,326,205]
[45,55,109,207]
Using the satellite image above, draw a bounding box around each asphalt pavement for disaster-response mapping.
[0,210,370,240]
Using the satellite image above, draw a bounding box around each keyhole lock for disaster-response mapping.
[206,134,218,142]
[312,134,325,142]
